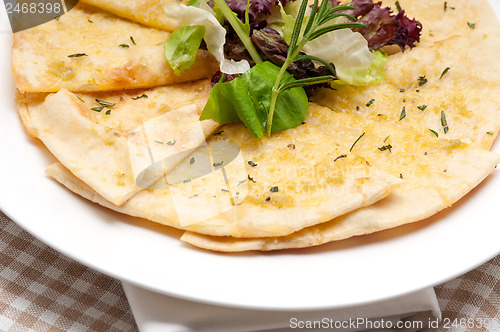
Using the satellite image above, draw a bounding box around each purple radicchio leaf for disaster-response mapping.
[217,0,294,20]
[347,0,422,51]
[251,27,337,95]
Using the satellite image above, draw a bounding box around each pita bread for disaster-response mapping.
[181,111,500,251]
[79,0,187,31]
[391,0,499,45]
[20,82,217,205]
[45,103,401,237]
[17,79,212,136]
[11,3,218,93]
[313,26,500,150]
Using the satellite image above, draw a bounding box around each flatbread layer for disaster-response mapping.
[79,0,187,31]
[17,79,213,137]
[180,109,500,251]
[20,81,217,206]
[390,0,499,45]
[11,3,218,93]
[45,103,401,238]
[313,27,500,150]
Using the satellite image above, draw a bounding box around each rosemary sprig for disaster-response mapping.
[265,0,365,136]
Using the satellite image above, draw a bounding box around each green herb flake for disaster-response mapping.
[467,22,476,29]
[164,25,206,75]
[399,106,406,121]
[350,132,366,152]
[270,186,279,193]
[68,53,88,58]
[95,99,116,107]
[378,144,393,152]
[155,140,164,144]
[429,129,439,137]
[248,175,256,183]
[221,188,229,192]
[132,94,148,100]
[440,67,451,79]
[130,36,136,45]
[441,110,449,134]
[88,19,93,23]
[105,110,111,115]
[213,131,224,136]
[418,76,428,86]
[334,154,347,162]
[417,105,427,111]
[91,106,104,112]
[444,1,455,11]
[486,131,494,135]
[167,140,176,145]
[213,161,224,167]
[190,157,195,165]
[366,99,375,107]
[395,1,402,12]
[120,97,125,101]
[248,161,257,167]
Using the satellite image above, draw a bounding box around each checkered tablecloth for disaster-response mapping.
[1,210,499,332]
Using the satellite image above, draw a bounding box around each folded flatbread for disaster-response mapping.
[181,109,500,251]
[11,3,218,93]
[18,80,217,205]
[79,0,187,31]
[313,28,500,150]
[394,0,499,45]
[45,103,401,237]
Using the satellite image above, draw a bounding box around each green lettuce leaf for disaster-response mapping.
[164,4,250,74]
[164,25,206,75]
[336,50,388,86]
[200,61,308,138]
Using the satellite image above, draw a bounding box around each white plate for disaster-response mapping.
[1,2,500,311]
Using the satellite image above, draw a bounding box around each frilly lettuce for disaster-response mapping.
[278,4,378,86]
[336,50,387,86]
[302,27,374,70]
[164,25,206,75]
[164,4,250,74]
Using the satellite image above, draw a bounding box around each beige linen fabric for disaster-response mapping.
[0,212,137,332]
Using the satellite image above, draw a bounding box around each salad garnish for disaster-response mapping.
[164,0,422,138]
